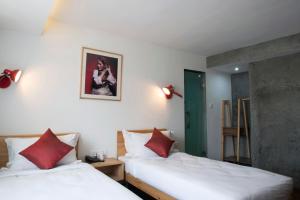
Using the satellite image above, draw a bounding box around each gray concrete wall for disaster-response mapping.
[231,72,250,127]
[249,53,300,189]
[207,33,300,68]
[230,72,250,158]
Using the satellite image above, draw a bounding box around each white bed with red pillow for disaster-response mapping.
[5,130,80,170]
[0,129,141,200]
[120,129,293,200]
[0,161,140,200]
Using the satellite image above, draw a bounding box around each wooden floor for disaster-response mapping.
[292,189,300,200]
[125,183,156,200]
[224,156,252,166]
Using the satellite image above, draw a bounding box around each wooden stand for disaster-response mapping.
[221,98,251,165]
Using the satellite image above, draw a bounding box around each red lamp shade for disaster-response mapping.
[162,85,172,99]
[0,76,11,88]
[162,85,182,99]
[0,69,22,89]
[4,69,22,82]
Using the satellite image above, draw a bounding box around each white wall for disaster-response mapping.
[206,70,232,160]
[0,20,231,159]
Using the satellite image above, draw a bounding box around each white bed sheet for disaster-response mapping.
[0,161,140,200]
[120,152,293,200]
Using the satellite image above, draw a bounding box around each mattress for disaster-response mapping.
[0,161,140,200]
[120,152,293,200]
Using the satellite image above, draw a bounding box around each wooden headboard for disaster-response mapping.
[117,128,167,157]
[0,132,79,168]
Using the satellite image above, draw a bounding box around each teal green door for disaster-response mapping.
[184,70,206,157]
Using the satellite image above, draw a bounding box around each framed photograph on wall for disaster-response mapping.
[80,47,123,101]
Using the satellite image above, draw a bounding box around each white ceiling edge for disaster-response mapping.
[0,0,54,35]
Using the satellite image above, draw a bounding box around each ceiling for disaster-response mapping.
[0,0,53,34]
[1,0,300,56]
[50,0,300,56]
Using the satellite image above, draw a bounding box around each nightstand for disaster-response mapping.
[91,158,124,181]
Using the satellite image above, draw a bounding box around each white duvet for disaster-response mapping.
[121,152,293,200]
[0,162,140,200]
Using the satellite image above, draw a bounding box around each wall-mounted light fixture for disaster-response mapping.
[162,85,182,99]
[0,69,22,89]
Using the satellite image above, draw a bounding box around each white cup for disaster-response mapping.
[97,151,104,161]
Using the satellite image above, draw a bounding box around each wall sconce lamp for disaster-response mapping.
[162,85,183,99]
[0,69,22,89]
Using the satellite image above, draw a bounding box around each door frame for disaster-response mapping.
[184,69,207,156]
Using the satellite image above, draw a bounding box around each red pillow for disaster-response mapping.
[145,128,174,158]
[19,128,73,169]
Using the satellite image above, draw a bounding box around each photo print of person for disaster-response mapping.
[80,47,122,100]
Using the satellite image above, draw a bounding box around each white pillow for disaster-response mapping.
[5,137,39,170]
[122,129,171,158]
[5,133,79,170]
[57,133,79,166]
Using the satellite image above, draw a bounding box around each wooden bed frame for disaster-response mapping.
[0,132,79,168]
[117,129,175,200]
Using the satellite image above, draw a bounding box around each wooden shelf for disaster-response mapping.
[221,99,251,166]
[91,158,123,168]
[91,158,124,181]
[224,156,251,166]
[222,127,246,136]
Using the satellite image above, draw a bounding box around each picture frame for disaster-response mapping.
[80,47,123,101]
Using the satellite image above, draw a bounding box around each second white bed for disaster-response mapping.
[120,152,292,200]
[0,161,141,200]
